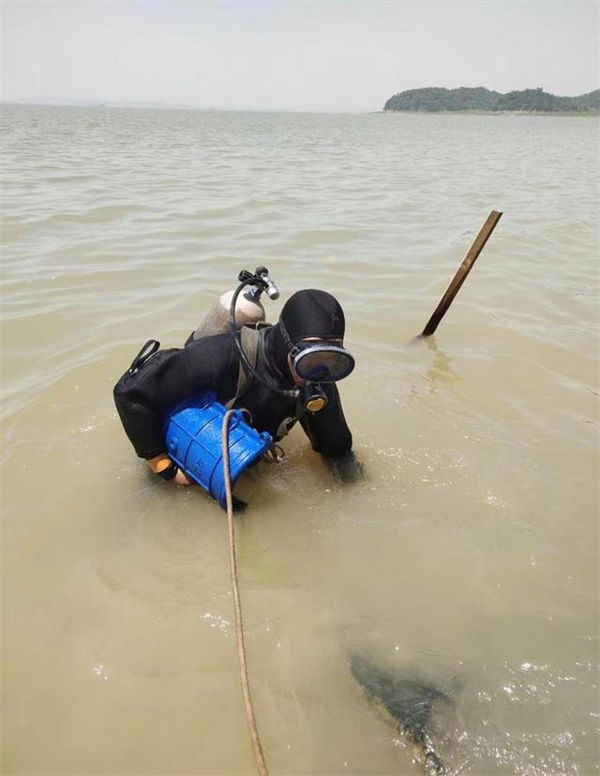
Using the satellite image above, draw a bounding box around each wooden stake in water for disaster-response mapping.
[421,210,503,337]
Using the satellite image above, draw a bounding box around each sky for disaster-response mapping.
[1,1,598,112]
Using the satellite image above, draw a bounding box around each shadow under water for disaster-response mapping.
[350,654,452,776]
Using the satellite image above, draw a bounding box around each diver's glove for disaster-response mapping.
[157,460,179,480]
[326,451,365,483]
[147,454,195,485]
[148,455,179,481]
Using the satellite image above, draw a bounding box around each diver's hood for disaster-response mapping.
[279,289,345,343]
[263,289,347,380]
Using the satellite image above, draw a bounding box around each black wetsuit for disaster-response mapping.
[113,325,353,463]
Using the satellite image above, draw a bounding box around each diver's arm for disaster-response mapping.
[113,335,238,466]
[299,383,364,483]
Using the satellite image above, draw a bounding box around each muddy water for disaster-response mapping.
[1,105,598,774]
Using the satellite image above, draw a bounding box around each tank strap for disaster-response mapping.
[128,339,160,374]
[226,324,267,408]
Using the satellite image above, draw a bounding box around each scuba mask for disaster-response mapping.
[280,320,355,383]
[290,341,355,383]
[280,321,355,414]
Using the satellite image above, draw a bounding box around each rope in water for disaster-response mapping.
[221,409,269,776]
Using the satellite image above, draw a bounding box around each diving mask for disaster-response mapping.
[291,342,355,382]
[279,321,355,383]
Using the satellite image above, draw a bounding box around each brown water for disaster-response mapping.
[1,105,599,775]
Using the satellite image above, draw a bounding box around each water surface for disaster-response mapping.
[1,105,598,774]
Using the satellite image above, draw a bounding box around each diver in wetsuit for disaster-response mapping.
[113,289,363,498]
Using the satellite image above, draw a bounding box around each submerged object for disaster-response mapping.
[163,392,271,508]
[350,655,450,776]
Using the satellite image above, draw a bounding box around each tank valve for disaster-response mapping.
[256,266,280,300]
[238,266,280,301]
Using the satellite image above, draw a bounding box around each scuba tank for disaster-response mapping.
[192,266,279,339]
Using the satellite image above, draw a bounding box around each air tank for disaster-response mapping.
[191,289,265,340]
[191,268,279,340]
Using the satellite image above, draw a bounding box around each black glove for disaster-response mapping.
[326,451,365,484]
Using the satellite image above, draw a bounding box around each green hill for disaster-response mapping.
[383,87,600,113]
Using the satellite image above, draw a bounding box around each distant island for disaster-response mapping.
[383,87,600,113]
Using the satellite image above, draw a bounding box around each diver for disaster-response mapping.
[113,289,363,505]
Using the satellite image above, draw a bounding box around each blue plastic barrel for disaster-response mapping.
[163,392,271,508]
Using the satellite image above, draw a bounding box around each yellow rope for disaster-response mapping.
[222,410,269,776]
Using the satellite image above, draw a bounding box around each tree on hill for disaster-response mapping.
[383,86,599,112]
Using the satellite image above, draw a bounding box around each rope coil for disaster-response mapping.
[222,410,269,776]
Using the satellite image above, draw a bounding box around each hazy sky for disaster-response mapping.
[2,1,598,112]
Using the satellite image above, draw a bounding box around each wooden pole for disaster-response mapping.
[421,210,502,337]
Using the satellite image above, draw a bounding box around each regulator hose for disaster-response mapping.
[229,277,298,400]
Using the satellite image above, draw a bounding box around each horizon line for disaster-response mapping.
[3,85,598,115]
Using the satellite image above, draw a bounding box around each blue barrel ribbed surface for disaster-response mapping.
[163,392,271,508]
